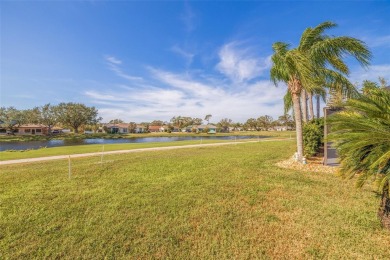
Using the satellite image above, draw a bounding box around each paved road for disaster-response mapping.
[0,138,290,166]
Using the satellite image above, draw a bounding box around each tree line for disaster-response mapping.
[1,103,296,135]
[0,103,101,134]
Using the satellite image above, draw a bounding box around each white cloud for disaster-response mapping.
[180,3,196,32]
[349,64,390,85]
[364,35,390,48]
[105,56,143,81]
[106,56,122,65]
[86,68,285,123]
[171,45,195,66]
[216,42,271,83]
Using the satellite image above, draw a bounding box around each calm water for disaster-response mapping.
[0,136,266,151]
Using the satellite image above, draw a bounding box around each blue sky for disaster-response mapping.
[1,1,389,123]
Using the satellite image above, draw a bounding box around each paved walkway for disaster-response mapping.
[0,138,290,166]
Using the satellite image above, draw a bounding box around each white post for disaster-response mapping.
[68,155,71,179]
[101,145,104,163]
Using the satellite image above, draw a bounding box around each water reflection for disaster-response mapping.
[0,135,265,151]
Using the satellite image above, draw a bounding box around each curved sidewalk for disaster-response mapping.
[0,138,290,166]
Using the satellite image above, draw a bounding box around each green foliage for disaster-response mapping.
[303,118,324,157]
[328,88,390,193]
[55,103,101,133]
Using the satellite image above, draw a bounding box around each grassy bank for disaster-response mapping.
[0,138,282,161]
[1,141,389,259]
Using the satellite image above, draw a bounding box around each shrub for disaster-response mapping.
[303,118,324,157]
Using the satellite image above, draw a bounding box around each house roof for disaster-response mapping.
[197,124,217,129]
[149,125,162,130]
[18,124,48,128]
[106,123,129,128]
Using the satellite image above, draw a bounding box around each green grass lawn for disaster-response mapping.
[1,141,389,259]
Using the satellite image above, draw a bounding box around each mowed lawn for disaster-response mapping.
[1,141,389,259]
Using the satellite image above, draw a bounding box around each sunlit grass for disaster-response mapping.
[1,140,388,259]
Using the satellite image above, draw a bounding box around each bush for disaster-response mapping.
[303,119,324,157]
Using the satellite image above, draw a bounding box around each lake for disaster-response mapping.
[0,135,267,151]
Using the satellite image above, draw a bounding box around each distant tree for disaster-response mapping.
[192,118,203,125]
[378,76,388,88]
[22,107,40,124]
[245,118,258,131]
[181,117,193,128]
[128,122,137,133]
[204,114,212,125]
[257,115,273,130]
[109,119,124,124]
[55,103,101,133]
[171,116,186,130]
[39,104,57,135]
[217,118,232,132]
[150,120,164,126]
[361,80,379,95]
[278,114,295,129]
[0,107,24,134]
[232,122,242,131]
[140,122,150,132]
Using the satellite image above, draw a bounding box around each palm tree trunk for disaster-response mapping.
[308,92,314,121]
[292,93,304,162]
[378,184,390,230]
[301,89,308,123]
[316,94,320,118]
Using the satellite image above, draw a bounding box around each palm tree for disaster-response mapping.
[271,21,371,162]
[204,114,212,125]
[328,88,390,229]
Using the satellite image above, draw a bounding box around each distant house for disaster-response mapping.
[105,123,130,134]
[273,125,293,131]
[15,124,48,135]
[135,125,146,133]
[149,125,164,132]
[185,125,217,134]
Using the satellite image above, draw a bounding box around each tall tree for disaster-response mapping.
[150,120,164,126]
[257,115,273,130]
[192,118,203,125]
[217,118,232,132]
[0,107,24,134]
[301,90,308,123]
[109,119,124,124]
[278,114,295,129]
[245,118,258,131]
[55,103,101,133]
[328,88,390,230]
[22,107,40,124]
[271,21,371,162]
[204,114,212,125]
[40,104,57,135]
